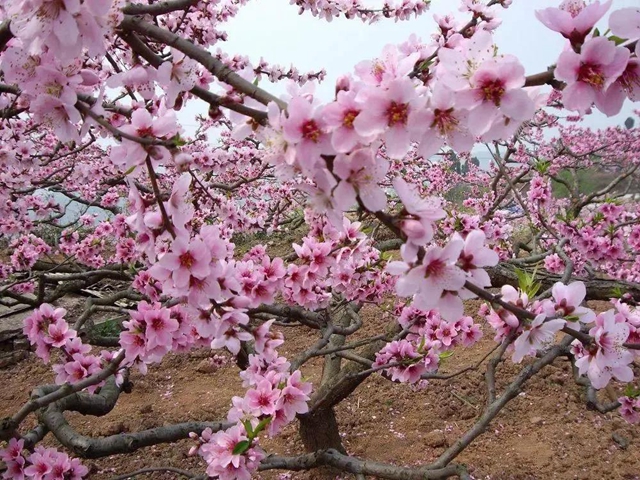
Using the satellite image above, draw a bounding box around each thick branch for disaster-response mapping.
[260,449,469,480]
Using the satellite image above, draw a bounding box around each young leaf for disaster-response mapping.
[253,416,272,437]
[232,440,251,455]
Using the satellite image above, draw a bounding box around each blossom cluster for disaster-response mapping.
[23,304,124,391]
[0,439,88,480]
[374,306,483,383]
[482,282,640,396]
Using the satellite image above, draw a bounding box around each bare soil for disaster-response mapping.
[1,300,639,480]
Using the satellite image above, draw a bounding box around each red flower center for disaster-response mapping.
[179,251,195,269]
[151,316,165,331]
[387,102,409,127]
[577,63,605,89]
[301,120,322,142]
[425,258,445,277]
[136,126,154,137]
[480,79,506,106]
[342,109,359,128]
[433,108,459,135]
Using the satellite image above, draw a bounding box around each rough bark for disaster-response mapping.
[486,263,640,302]
[298,408,346,454]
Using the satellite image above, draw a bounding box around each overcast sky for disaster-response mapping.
[216,0,638,132]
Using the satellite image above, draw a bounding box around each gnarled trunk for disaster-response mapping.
[298,407,345,454]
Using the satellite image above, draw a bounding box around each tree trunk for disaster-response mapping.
[298,407,345,454]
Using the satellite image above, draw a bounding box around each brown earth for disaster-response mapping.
[1,300,639,480]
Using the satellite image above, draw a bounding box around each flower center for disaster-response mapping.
[179,251,195,268]
[136,126,154,137]
[151,315,164,331]
[556,299,575,316]
[425,258,445,277]
[386,102,409,127]
[458,252,475,271]
[480,79,505,106]
[372,62,385,82]
[433,108,459,135]
[301,120,321,142]
[560,0,586,18]
[577,63,605,89]
[342,109,359,128]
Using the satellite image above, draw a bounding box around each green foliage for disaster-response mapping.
[93,318,122,337]
[551,167,621,199]
[232,440,251,455]
[623,384,640,399]
[610,286,625,299]
[233,416,272,454]
[514,267,542,298]
[534,159,551,175]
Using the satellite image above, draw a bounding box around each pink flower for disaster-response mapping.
[457,230,499,288]
[322,90,374,152]
[512,314,566,363]
[391,238,466,311]
[281,96,333,173]
[609,7,640,44]
[333,149,389,212]
[245,379,281,416]
[157,49,199,108]
[550,281,596,324]
[555,36,630,115]
[417,84,474,159]
[45,321,76,348]
[456,56,534,136]
[353,78,426,158]
[0,439,24,463]
[24,449,52,480]
[354,44,419,87]
[167,173,195,232]
[253,320,284,354]
[109,108,178,174]
[393,177,446,246]
[3,457,25,480]
[143,306,179,350]
[435,321,458,347]
[149,237,212,293]
[575,310,634,389]
[536,0,612,46]
[619,396,640,424]
[277,380,310,420]
[374,340,426,384]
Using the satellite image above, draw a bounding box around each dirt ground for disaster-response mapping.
[1,300,639,480]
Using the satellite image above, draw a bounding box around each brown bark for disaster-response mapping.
[487,263,640,302]
[298,408,345,454]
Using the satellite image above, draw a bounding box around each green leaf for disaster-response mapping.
[610,286,625,299]
[123,165,136,176]
[416,59,432,72]
[623,384,640,398]
[252,416,272,437]
[170,133,187,147]
[439,350,454,360]
[608,35,626,45]
[534,159,550,175]
[232,440,251,455]
[242,419,253,437]
[514,267,542,298]
[253,77,260,86]
[592,27,600,37]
